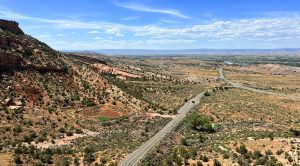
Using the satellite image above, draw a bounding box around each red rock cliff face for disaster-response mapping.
[0,32,21,71]
[0,19,67,73]
[0,52,21,70]
[0,19,24,35]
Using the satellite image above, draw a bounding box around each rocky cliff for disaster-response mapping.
[0,19,66,73]
[0,19,24,35]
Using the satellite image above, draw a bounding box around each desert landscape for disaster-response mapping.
[1,1,300,166]
[1,22,299,165]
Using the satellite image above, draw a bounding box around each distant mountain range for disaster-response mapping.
[66,49,300,56]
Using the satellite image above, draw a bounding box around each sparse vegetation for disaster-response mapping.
[97,116,111,122]
[1,24,299,165]
[186,113,215,133]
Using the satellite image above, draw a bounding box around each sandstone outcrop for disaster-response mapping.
[0,19,24,35]
[0,19,66,73]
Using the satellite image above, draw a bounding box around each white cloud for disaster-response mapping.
[132,18,300,41]
[1,7,300,49]
[88,30,100,34]
[105,27,124,36]
[112,1,191,19]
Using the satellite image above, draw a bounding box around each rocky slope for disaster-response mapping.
[0,21,65,73]
[0,20,151,165]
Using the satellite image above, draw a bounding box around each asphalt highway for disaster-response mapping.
[119,92,206,166]
[119,67,299,166]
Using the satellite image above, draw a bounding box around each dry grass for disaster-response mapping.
[224,64,300,96]
[141,87,300,165]
[199,89,300,131]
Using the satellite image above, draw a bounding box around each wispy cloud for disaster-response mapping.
[0,8,126,36]
[133,18,300,41]
[159,19,182,24]
[122,16,140,21]
[1,6,300,49]
[248,11,300,18]
[112,1,191,19]
[88,30,100,34]
[2,8,300,41]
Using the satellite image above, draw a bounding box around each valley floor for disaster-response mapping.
[1,55,300,166]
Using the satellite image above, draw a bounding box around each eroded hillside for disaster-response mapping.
[0,20,212,165]
[0,20,166,165]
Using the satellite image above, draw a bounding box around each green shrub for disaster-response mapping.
[36,136,45,143]
[74,157,80,166]
[253,150,263,159]
[13,126,22,133]
[101,158,107,164]
[287,155,293,162]
[66,131,73,136]
[223,153,230,159]
[197,161,203,166]
[181,137,188,146]
[174,155,182,166]
[81,98,96,107]
[84,146,96,163]
[63,157,71,166]
[276,149,284,155]
[265,149,273,156]
[289,128,300,136]
[58,127,66,133]
[236,145,248,155]
[213,159,221,166]
[29,132,37,140]
[190,148,197,159]
[237,158,244,165]
[202,155,209,162]
[179,147,190,159]
[75,128,83,134]
[255,157,268,165]
[186,113,215,133]
[14,154,22,164]
[108,162,116,166]
[204,91,211,96]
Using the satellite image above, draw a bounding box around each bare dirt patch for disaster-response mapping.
[0,153,13,166]
[92,64,142,79]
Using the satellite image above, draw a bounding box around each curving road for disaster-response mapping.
[218,67,300,100]
[119,92,206,166]
[119,67,299,166]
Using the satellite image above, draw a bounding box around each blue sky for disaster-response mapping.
[1,0,300,50]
